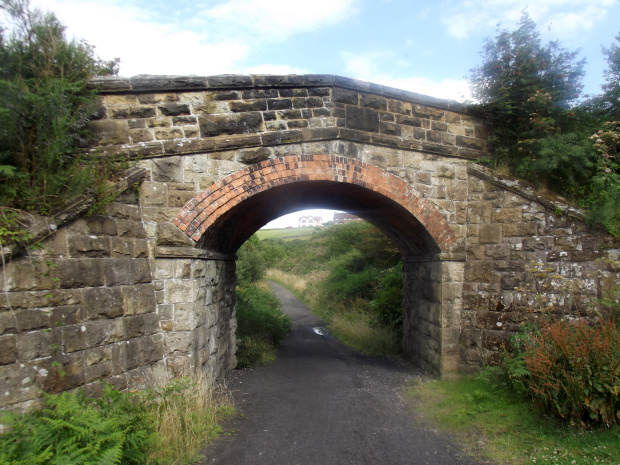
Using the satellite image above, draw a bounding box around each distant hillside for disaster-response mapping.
[256,227,319,241]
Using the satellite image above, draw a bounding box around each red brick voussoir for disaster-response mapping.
[173,154,456,250]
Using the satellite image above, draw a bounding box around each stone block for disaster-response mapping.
[238,147,271,164]
[436,164,455,179]
[140,182,167,206]
[479,224,502,244]
[360,94,387,110]
[122,284,156,316]
[138,335,164,365]
[86,216,118,236]
[62,324,89,353]
[184,126,199,138]
[84,346,113,366]
[130,128,154,143]
[0,334,17,365]
[104,258,133,285]
[84,360,113,384]
[502,222,538,237]
[86,120,130,145]
[59,259,105,288]
[143,312,160,336]
[346,106,379,132]
[51,303,81,326]
[165,356,192,377]
[113,340,141,371]
[131,259,153,283]
[116,219,147,239]
[110,105,156,119]
[166,280,196,304]
[69,236,111,258]
[173,303,201,331]
[492,207,523,223]
[83,287,123,320]
[13,308,50,331]
[152,157,184,182]
[146,117,171,128]
[158,103,190,116]
[154,127,184,140]
[199,112,263,137]
[85,320,116,347]
[156,222,195,247]
[164,331,194,356]
[17,330,52,359]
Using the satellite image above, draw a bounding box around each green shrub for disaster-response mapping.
[0,385,153,465]
[0,0,118,213]
[505,318,620,427]
[370,263,403,330]
[236,234,267,286]
[235,283,292,368]
[321,249,381,303]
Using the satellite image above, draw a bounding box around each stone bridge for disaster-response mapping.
[1,75,617,411]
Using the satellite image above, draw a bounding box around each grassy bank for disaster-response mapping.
[408,371,620,465]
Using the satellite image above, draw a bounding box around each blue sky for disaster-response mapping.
[29,0,620,228]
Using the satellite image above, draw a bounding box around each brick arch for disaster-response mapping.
[173,154,456,256]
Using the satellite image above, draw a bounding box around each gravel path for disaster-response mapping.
[202,282,485,465]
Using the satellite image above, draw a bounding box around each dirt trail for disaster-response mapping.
[203,282,484,465]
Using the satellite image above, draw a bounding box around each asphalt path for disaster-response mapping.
[203,282,485,465]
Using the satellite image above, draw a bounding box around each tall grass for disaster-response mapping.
[145,376,234,465]
[328,300,401,356]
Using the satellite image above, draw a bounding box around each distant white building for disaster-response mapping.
[298,215,322,227]
[333,212,361,224]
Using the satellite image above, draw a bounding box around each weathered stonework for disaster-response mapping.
[1,74,618,410]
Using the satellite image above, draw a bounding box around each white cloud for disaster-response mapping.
[342,52,470,101]
[27,0,356,77]
[201,0,358,41]
[442,0,615,41]
[29,0,250,76]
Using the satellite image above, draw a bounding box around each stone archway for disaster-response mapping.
[173,154,464,374]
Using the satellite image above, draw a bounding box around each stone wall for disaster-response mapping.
[460,167,619,369]
[0,186,236,411]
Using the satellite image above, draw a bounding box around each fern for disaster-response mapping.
[0,386,153,465]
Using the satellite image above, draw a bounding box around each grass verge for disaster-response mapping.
[235,280,292,368]
[407,370,620,465]
[145,376,234,465]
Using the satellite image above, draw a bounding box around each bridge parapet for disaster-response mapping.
[87,74,487,162]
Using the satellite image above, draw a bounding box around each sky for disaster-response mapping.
[23,0,620,228]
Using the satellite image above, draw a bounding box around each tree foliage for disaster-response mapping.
[469,11,620,236]
[0,0,118,213]
[469,11,585,174]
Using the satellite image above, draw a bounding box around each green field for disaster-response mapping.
[256,227,319,241]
